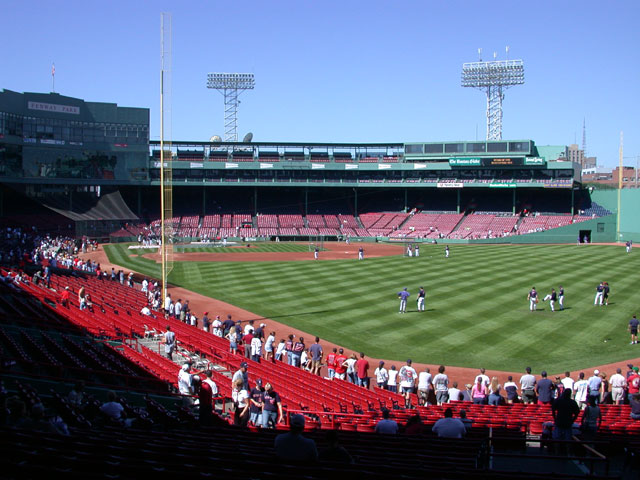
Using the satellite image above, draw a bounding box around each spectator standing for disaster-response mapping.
[581,396,602,439]
[355,352,370,388]
[261,383,284,429]
[447,381,462,402]
[274,338,285,362]
[520,367,537,404]
[552,389,580,447]
[292,337,305,368]
[587,370,602,405]
[248,379,265,427]
[471,378,488,405]
[574,372,589,409]
[503,376,518,404]
[334,349,347,381]
[610,368,626,405]
[326,348,337,380]
[627,367,640,402]
[536,371,555,405]
[232,362,249,391]
[232,378,249,427]
[264,331,276,362]
[387,365,398,393]
[309,337,323,376]
[374,361,389,389]
[432,365,450,405]
[399,360,417,408]
[162,326,176,360]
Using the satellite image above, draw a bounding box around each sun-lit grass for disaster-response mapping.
[105,242,640,372]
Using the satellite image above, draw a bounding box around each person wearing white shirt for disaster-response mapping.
[251,336,262,363]
[274,339,286,362]
[432,365,449,405]
[178,363,195,406]
[609,368,627,405]
[212,316,223,337]
[244,320,255,336]
[474,368,490,388]
[387,366,399,393]
[417,369,433,406]
[264,332,275,361]
[374,361,389,389]
[174,300,182,320]
[447,382,462,402]
[560,371,575,392]
[399,360,418,408]
[164,294,172,316]
[140,306,151,316]
[573,372,589,409]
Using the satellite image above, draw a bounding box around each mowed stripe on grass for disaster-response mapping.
[105,243,640,373]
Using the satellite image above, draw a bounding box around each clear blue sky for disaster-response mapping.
[2,0,638,167]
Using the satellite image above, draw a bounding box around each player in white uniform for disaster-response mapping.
[527,287,538,311]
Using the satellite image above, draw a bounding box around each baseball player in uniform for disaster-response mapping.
[527,287,538,311]
[417,286,426,312]
[398,288,410,313]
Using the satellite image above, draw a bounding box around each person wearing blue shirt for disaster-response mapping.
[397,288,410,314]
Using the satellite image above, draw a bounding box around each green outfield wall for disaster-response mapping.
[591,189,640,242]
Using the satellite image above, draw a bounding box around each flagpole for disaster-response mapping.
[51,63,55,93]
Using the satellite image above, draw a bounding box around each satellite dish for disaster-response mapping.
[243,132,253,143]
[210,135,222,142]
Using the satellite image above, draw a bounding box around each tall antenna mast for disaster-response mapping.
[462,48,525,140]
[207,73,255,142]
[582,118,587,156]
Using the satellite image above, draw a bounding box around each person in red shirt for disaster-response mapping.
[355,352,370,389]
[326,348,337,380]
[627,366,640,402]
[60,287,70,307]
[334,348,348,380]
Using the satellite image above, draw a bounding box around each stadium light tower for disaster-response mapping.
[462,48,524,140]
[207,73,255,142]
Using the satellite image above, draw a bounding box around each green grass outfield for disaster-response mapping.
[104,243,640,373]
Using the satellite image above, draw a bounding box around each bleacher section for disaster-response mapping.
[121,207,609,241]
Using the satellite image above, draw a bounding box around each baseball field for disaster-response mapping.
[104,242,640,373]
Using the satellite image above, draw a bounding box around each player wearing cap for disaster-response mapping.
[417,287,426,312]
[527,287,538,311]
[398,287,410,314]
[542,288,557,312]
[594,282,604,306]
[629,315,639,344]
